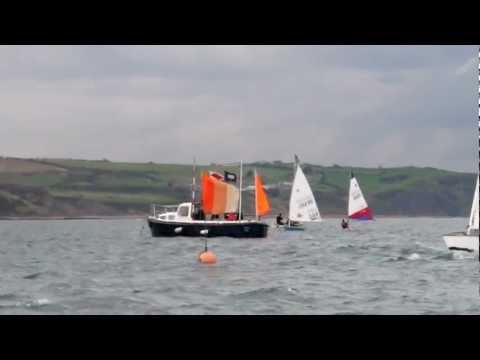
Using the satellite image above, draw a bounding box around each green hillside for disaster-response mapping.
[0,157,476,218]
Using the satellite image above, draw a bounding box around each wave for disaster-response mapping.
[452,251,476,260]
[22,270,61,280]
[384,253,422,262]
[0,297,53,311]
[23,272,43,280]
[336,244,356,250]
[432,253,455,260]
[332,311,364,315]
[407,253,421,260]
[432,250,476,261]
[28,298,51,307]
[234,286,301,298]
[0,293,18,301]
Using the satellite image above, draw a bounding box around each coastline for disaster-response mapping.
[0,215,146,221]
[0,214,467,221]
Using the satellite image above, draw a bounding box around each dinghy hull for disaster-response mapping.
[147,217,269,238]
[284,226,305,231]
[443,232,479,253]
[275,224,305,231]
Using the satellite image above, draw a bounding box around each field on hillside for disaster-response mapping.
[0,157,476,217]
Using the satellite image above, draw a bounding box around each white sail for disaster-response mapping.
[467,175,479,235]
[288,165,321,222]
[348,175,372,219]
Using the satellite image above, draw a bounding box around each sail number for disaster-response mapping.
[297,198,314,209]
[352,191,361,200]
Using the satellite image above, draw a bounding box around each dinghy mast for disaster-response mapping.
[239,160,243,220]
[287,155,300,222]
[467,175,479,236]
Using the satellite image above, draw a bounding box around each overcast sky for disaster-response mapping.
[1,45,478,172]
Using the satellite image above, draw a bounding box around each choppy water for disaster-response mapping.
[0,218,478,314]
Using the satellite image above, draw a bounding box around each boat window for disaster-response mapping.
[177,206,189,217]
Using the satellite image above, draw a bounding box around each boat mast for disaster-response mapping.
[254,168,258,221]
[288,155,300,225]
[468,175,479,235]
[239,160,243,220]
[191,157,196,211]
[347,168,353,218]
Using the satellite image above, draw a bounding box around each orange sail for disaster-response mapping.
[202,171,215,213]
[255,171,271,217]
[201,171,239,215]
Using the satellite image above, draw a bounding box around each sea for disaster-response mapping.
[0,218,478,315]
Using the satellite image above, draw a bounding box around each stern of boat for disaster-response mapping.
[443,232,479,253]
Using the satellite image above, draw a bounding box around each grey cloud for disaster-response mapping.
[0,45,477,172]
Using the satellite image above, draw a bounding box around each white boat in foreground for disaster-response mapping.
[443,175,479,253]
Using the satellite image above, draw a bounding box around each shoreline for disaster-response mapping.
[0,215,146,221]
[0,215,467,221]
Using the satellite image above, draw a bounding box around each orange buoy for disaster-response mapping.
[198,250,217,264]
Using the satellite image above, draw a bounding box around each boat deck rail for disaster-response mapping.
[150,204,179,217]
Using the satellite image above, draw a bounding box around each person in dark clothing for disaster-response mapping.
[276,213,286,225]
[341,218,349,229]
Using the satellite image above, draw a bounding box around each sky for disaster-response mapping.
[1,45,478,172]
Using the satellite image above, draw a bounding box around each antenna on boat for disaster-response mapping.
[191,156,196,214]
[239,160,243,220]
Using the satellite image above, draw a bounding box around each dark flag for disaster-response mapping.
[224,171,237,183]
[294,154,300,165]
[209,171,224,181]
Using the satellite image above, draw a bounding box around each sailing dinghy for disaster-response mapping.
[348,171,373,220]
[280,155,321,230]
[443,175,479,253]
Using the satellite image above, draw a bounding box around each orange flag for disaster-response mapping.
[255,170,271,217]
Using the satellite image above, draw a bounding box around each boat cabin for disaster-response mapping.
[153,203,193,222]
[152,202,243,222]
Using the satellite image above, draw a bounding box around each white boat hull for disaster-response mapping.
[443,232,479,253]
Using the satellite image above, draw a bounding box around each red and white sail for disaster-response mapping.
[348,172,373,220]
